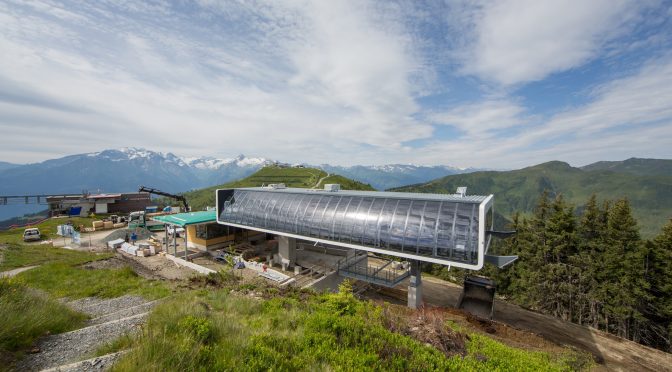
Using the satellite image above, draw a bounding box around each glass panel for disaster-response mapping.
[350,198,373,244]
[417,201,440,256]
[377,199,399,247]
[298,196,319,235]
[362,199,386,246]
[314,195,336,238]
[309,196,330,237]
[338,197,362,242]
[403,201,425,253]
[436,202,457,257]
[331,196,353,241]
[266,194,288,230]
[388,200,411,252]
[320,196,343,239]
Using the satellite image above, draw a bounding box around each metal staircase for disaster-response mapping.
[337,251,410,288]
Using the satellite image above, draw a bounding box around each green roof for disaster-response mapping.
[151,210,216,227]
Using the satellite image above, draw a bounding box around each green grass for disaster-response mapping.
[111,281,583,371]
[183,166,375,211]
[0,278,87,367]
[0,217,103,245]
[14,263,170,300]
[0,244,113,271]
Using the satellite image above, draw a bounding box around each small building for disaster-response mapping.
[151,211,264,257]
[47,192,151,216]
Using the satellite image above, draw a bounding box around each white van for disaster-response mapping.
[23,228,41,242]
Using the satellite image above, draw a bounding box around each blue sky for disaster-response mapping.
[1,0,671,168]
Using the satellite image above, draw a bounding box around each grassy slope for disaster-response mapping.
[393,161,672,237]
[0,279,87,367]
[184,166,375,211]
[0,218,171,368]
[580,157,672,176]
[112,278,585,371]
[1,217,590,371]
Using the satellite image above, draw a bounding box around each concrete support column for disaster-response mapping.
[408,260,423,309]
[278,236,296,271]
[184,225,188,260]
[173,227,177,256]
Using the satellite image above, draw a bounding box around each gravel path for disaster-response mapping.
[17,295,158,372]
[0,265,39,278]
[67,295,148,317]
[40,351,128,372]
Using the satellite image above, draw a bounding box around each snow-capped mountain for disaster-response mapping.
[319,164,478,190]
[183,154,272,170]
[0,148,270,196]
[0,148,476,220]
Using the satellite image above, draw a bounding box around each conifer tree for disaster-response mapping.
[576,195,607,328]
[603,198,649,340]
[645,219,672,350]
[536,194,578,320]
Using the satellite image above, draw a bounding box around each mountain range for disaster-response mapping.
[319,164,476,190]
[0,148,469,221]
[392,158,672,238]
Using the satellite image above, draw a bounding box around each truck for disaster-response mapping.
[127,211,165,232]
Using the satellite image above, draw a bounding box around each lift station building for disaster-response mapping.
[216,184,513,308]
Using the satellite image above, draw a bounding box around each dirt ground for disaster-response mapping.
[363,275,672,372]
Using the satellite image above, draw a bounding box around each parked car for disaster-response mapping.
[23,228,41,242]
[167,225,185,238]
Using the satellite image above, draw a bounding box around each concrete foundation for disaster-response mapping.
[278,236,297,271]
[408,260,423,309]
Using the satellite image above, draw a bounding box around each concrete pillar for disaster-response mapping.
[278,236,296,271]
[408,260,423,309]
[184,225,188,260]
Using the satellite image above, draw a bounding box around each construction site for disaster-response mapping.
[3,183,671,371]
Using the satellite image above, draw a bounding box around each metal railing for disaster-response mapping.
[337,253,410,288]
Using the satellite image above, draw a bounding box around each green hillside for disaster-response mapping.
[184,166,375,211]
[581,157,672,176]
[393,160,672,238]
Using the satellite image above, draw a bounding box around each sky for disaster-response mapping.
[1,0,671,168]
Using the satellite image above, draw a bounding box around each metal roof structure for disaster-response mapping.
[216,187,494,269]
[152,210,216,227]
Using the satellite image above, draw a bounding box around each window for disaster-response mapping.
[196,223,231,240]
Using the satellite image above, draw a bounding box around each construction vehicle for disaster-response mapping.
[127,211,165,232]
[138,186,190,212]
[458,276,497,319]
[457,229,517,320]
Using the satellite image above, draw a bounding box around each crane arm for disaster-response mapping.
[138,186,189,212]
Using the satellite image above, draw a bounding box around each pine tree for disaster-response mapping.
[537,194,578,320]
[603,198,649,340]
[644,219,672,350]
[576,195,607,328]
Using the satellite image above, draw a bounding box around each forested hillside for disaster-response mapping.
[393,160,672,237]
[431,193,672,352]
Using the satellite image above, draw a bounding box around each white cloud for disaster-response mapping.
[429,100,527,138]
[405,57,672,168]
[0,0,431,163]
[460,0,644,85]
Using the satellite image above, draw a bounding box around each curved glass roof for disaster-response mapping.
[217,188,492,268]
